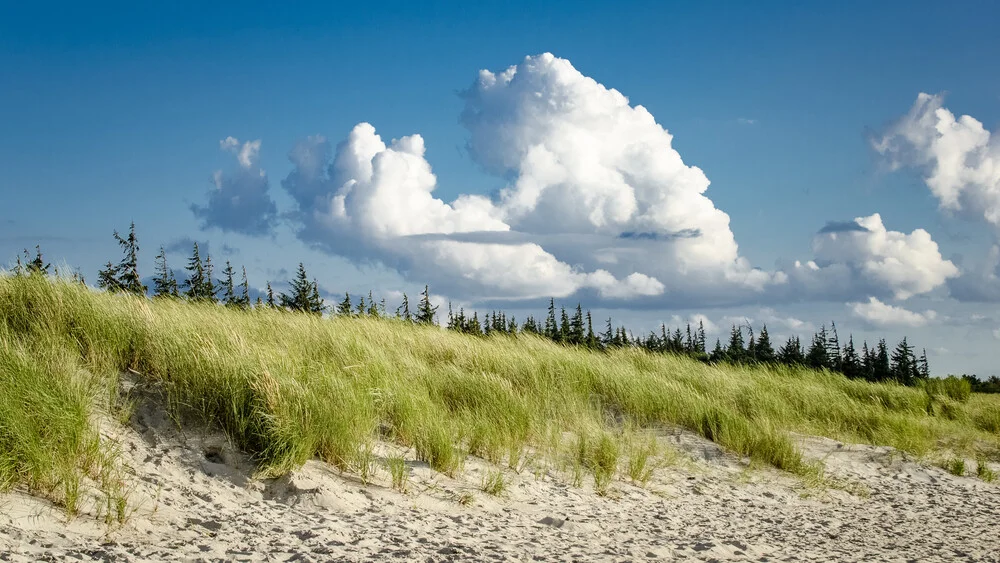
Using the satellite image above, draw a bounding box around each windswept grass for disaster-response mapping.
[1,274,999,514]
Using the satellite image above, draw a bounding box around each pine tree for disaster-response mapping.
[545,299,558,340]
[685,323,694,354]
[337,292,352,316]
[468,312,482,335]
[221,260,237,306]
[367,290,379,317]
[184,243,206,300]
[558,307,571,344]
[778,336,805,365]
[238,266,251,309]
[585,311,598,349]
[280,263,316,313]
[874,339,891,382]
[26,246,50,276]
[602,317,614,347]
[918,349,930,380]
[891,337,916,385]
[726,324,745,363]
[415,285,438,325]
[203,254,217,303]
[266,282,277,308]
[827,321,842,373]
[696,321,707,354]
[113,222,145,295]
[97,261,121,292]
[861,341,875,381]
[152,246,178,297]
[710,339,726,363]
[842,335,861,379]
[806,327,831,370]
[756,324,775,364]
[397,294,411,322]
[309,281,325,314]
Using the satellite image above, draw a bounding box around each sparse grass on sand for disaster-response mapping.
[1,274,999,514]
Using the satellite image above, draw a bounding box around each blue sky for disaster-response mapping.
[2,1,999,376]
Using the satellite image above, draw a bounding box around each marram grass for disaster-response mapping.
[1,275,998,514]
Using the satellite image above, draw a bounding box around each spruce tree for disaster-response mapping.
[337,292,352,316]
[26,246,50,276]
[309,281,325,314]
[891,337,916,385]
[726,324,745,363]
[221,260,237,306]
[696,321,707,354]
[238,266,251,309]
[415,285,438,325]
[806,329,831,370]
[874,339,891,382]
[367,290,379,317]
[756,324,775,364]
[203,253,217,303]
[710,339,726,363]
[778,336,804,365]
[266,282,277,308]
[152,246,179,297]
[397,294,411,322]
[280,263,316,313]
[827,322,842,372]
[113,222,145,295]
[585,311,598,349]
[842,335,861,379]
[545,299,558,340]
[97,261,121,292]
[558,307,571,344]
[183,243,206,300]
[918,349,930,379]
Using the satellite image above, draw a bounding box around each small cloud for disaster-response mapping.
[993,328,1000,340]
[817,220,870,234]
[618,229,701,241]
[737,118,757,125]
[848,296,937,328]
[165,237,210,256]
[192,137,278,236]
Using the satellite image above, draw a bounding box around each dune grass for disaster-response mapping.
[1,274,998,514]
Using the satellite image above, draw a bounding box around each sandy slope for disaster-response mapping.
[1,401,998,562]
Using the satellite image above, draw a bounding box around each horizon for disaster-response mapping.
[2,2,999,377]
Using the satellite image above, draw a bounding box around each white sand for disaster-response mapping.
[1,402,998,562]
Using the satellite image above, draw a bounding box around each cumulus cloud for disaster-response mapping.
[948,245,1000,302]
[191,137,278,236]
[848,296,937,328]
[876,93,1000,229]
[278,54,789,304]
[789,213,958,300]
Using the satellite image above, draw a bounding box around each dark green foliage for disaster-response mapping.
[152,246,179,298]
[113,222,145,295]
[396,294,411,322]
[778,337,804,365]
[415,285,437,325]
[183,243,215,302]
[806,327,830,370]
[221,260,237,306]
[755,324,775,364]
[24,246,50,276]
[280,263,323,314]
[266,283,276,308]
[336,292,352,316]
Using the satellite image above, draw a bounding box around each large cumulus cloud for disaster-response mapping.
[279,53,781,304]
[876,93,1000,229]
[788,213,958,301]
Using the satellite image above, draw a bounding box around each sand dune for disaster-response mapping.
[1,402,998,562]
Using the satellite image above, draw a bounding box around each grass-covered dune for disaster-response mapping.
[2,274,998,515]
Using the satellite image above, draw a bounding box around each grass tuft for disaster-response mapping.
[1,274,999,517]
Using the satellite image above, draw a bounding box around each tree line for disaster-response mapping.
[10,222,992,391]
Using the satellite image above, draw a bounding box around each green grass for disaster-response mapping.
[1,274,999,515]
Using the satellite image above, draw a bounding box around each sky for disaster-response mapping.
[2,1,999,377]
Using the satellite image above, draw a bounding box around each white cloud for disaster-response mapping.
[789,213,958,300]
[191,137,277,236]
[279,53,786,304]
[993,328,1000,340]
[948,244,1000,302]
[848,296,937,328]
[876,93,1000,229]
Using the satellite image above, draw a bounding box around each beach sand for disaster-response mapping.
[1,401,998,562]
